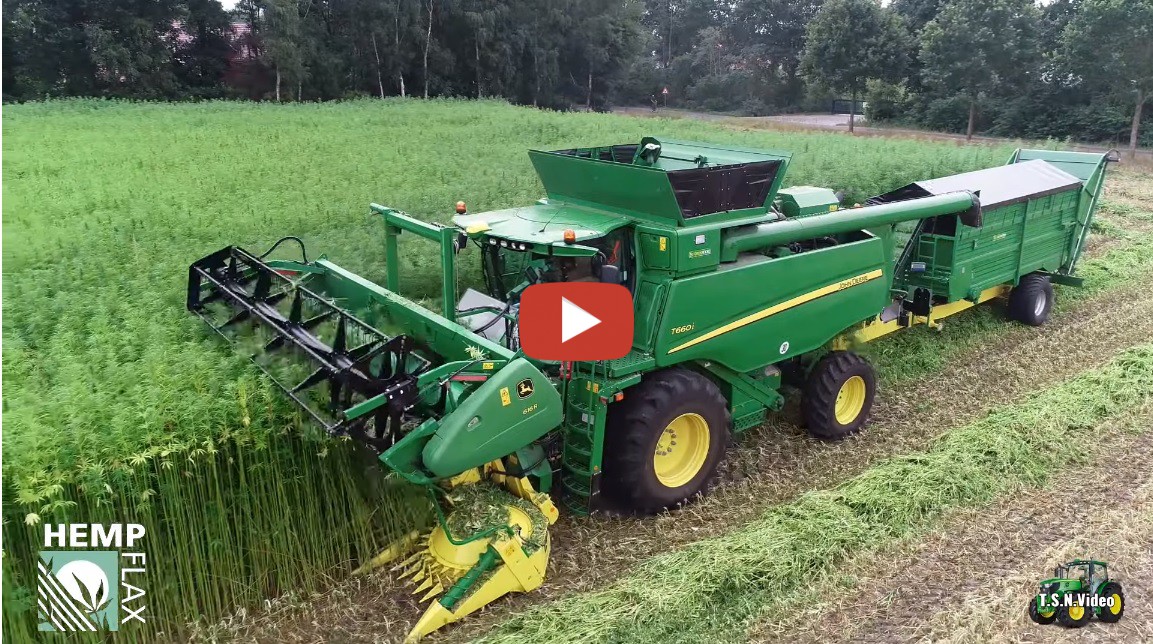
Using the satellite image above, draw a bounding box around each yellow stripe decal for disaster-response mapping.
[667,269,885,354]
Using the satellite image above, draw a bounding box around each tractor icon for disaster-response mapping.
[1029,559,1124,627]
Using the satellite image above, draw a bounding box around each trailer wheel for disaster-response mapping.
[601,368,731,514]
[1008,274,1054,326]
[802,351,876,440]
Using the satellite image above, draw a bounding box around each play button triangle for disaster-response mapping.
[560,297,601,343]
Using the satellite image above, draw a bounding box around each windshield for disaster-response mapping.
[481,229,632,301]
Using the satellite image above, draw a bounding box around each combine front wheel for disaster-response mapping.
[802,351,876,440]
[602,368,731,514]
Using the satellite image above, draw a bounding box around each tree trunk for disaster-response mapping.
[586,70,593,110]
[297,80,302,102]
[967,98,977,142]
[475,38,482,98]
[423,0,434,99]
[848,87,856,134]
[371,32,384,99]
[275,66,281,102]
[395,0,405,97]
[1130,89,1145,159]
[532,46,540,107]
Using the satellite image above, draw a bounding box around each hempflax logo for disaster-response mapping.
[38,551,118,631]
[37,523,148,632]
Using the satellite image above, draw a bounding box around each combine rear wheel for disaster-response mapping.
[802,351,876,440]
[1008,273,1054,326]
[602,368,731,514]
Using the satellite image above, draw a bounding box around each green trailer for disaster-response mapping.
[186,138,1113,641]
[838,147,1117,344]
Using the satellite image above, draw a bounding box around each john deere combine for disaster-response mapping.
[188,138,1113,641]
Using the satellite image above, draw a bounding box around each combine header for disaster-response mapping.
[188,138,1114,641]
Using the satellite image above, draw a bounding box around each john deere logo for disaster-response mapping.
[38,551,119,631]
[516,378,534,399]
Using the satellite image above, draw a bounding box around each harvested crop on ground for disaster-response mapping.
[2,99,1018,638]
[475,345,1153,644]
[750,404,1153,643]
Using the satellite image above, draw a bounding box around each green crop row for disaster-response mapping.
[479,344,1153,644]
[1,434,432,642]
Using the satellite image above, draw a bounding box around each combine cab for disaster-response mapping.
[188,138,1114,641]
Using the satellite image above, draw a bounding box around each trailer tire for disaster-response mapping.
[1008,274,1054,326]
[601,368,731,514]
[802,351,876,440]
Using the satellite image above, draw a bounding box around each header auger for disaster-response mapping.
[188,137,1113,641]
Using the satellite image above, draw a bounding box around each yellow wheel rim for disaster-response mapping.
[1068,605,1085,620]
[834,375,867,425]
[653,413,710,488]
[1039,607,1055,618]
[1110,593,1122,615]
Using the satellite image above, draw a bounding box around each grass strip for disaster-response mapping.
[479,344,1153,644]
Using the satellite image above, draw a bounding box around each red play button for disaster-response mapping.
[519,283,634,361]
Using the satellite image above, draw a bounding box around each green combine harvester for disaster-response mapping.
[188,138,1114,641]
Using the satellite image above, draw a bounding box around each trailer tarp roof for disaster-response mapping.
[903,159,1082,209]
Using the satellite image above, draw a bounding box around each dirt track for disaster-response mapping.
[751,406,1153,644]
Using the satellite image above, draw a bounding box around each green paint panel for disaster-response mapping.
[776,186,840,218]
[421,358,561,477]
[655,233,890,372]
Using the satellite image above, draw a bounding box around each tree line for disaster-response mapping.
[3,0,1150,152]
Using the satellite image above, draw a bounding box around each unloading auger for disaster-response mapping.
[188,138,1113,641]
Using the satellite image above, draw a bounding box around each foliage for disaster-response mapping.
[1060,0,1153,153]
[920,0,1041,137]
[800,0,910,101]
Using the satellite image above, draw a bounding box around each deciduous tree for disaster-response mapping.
[920,0,1041,140]
[801,0,910,132]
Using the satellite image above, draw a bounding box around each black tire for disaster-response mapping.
[1056,599,1091,628]
[1008,273,1054,326]
[1096,581,1125,623]
[601,368,731,514]
[1029,597,1057,625]
[801,351,876,440]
